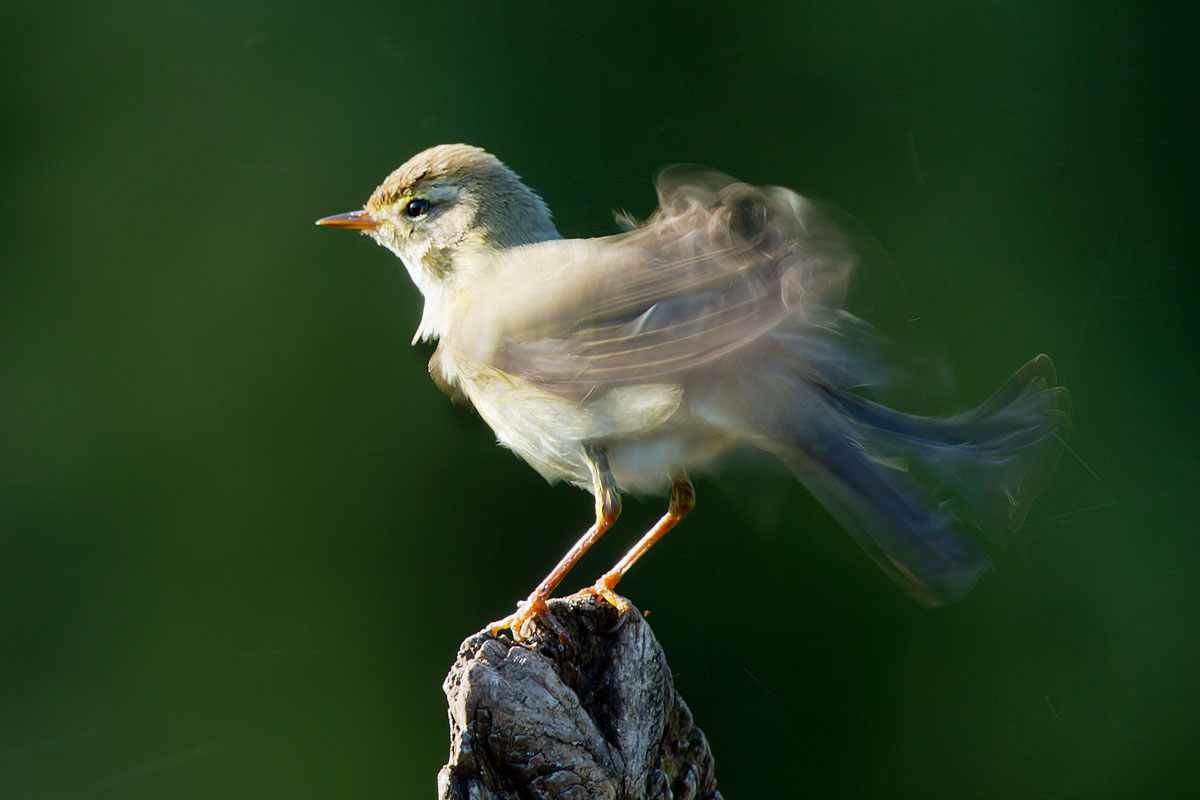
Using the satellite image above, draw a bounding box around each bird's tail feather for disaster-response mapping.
[775,354,1070,605]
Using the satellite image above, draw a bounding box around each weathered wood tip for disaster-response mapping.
[438,595,722,800]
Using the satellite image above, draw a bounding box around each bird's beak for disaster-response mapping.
[315,209,381,230]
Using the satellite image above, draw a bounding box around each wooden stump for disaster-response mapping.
[437,595,722,800]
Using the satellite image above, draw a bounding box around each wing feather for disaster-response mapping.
[444,170,862,400]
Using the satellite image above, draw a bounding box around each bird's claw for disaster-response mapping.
[571,576,634,634]
[487,593,567,643]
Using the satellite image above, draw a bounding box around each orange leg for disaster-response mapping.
[488,446,621,641]
[577,472,695,620]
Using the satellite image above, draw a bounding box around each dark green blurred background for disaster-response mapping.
[3,1,1197,796]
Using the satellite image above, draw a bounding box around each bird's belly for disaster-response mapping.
[457,364,730,495]
[606,430,733,494]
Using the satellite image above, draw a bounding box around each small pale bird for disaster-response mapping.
[318,144,1070,639]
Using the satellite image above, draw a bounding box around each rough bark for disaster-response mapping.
[437,595,722,800]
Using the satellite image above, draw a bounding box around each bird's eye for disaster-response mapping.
[405,198,430,218]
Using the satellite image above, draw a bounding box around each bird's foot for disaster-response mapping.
[487,590,567,643]
[570,573,634,633]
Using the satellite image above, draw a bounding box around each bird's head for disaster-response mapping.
[318,144,559,304]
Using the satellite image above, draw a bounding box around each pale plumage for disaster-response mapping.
[319,144,1070,635]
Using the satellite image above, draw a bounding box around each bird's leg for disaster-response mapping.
[488,445,621,642]
[575,472,695,625]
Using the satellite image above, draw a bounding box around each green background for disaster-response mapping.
[3,1,1197,796]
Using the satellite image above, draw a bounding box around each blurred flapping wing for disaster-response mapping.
[448,170,861,400]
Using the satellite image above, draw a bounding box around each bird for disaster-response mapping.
[317,143,1070,640]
